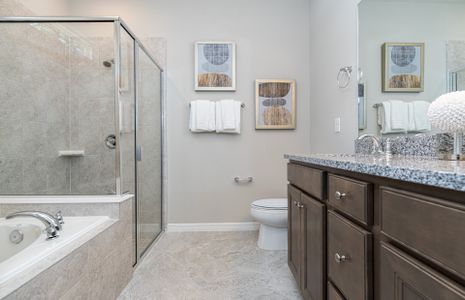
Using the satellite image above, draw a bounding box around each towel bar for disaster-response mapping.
[189,102,245,108]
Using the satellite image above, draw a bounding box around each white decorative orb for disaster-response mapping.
[427,91,465,132]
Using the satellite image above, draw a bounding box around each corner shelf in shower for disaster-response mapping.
[58,150,85,157]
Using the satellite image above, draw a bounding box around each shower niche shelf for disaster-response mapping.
[58,150,85,157]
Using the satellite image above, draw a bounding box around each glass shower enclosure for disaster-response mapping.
[0,17,163,263]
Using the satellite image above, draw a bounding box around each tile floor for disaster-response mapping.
[118,231,302,300]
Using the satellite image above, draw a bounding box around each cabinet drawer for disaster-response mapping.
[328,211,372,300]
[381,242,465,300]
[381,187,465,280]
[328,282,345,300]
[328,174,372,225]
[288,163,324,200]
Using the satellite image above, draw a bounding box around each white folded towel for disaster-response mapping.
[378,101,405,134]
[189,100,215,132]
[412,101,431,132]
[216,100,241,134]
[389,100,409,130]
[220,99,236,129]
[407,102,416,132]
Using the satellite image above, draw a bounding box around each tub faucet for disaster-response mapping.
[357,134,384,155]
[6,211,62,240]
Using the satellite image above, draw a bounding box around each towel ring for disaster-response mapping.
[337,66,353,89]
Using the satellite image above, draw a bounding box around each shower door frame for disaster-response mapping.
[0,16,165,265]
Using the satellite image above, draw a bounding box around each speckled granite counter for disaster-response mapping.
[285,154,465,192]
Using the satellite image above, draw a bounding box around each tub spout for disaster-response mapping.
[6,211,62,240]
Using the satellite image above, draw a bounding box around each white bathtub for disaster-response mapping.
[0,216,111,285]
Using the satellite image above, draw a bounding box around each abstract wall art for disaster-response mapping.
[382,42,424,92]
[195,41,236,91]
[255,79,296,129]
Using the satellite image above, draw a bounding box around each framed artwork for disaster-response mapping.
[255,79,296,130]
[382,42,424,92]
[195,41,236,91]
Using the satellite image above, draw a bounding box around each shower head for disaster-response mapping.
[102,59,114,68]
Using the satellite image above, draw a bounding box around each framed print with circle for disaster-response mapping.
[382,42,425,92]
[195,41,236,91]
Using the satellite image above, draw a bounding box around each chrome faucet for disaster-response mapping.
[358,134,384,155]
[6,211,63,240]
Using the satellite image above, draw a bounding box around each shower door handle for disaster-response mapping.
[136,145,142,161]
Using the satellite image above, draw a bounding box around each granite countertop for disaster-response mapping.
[285,153,465,192]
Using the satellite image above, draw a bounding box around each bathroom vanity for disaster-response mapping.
[286,154,465,300]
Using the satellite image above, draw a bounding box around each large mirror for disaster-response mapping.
[358,0,465,136]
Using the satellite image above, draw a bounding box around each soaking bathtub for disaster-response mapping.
[0,216,111,287]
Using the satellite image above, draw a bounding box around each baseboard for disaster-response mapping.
[166,222,259,232]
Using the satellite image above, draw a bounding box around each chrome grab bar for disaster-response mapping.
[234,177,253,184]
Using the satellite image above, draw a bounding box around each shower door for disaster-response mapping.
[449,68,465,92]
[135,45,163,258]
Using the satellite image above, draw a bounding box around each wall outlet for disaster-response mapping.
[334,117,341,133]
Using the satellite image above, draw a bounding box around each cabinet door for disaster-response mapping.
[301,193,326,300]
[327,211,372,300]
[381,242,465,300]
[288,184,302,284]
[328,282,345,300]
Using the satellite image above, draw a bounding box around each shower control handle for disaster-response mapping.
[105,134,116,149]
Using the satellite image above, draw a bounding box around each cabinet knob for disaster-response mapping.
[335,253,348,263]
[294,201,298,207]
[297,202,304,208]
[335,191,347,200]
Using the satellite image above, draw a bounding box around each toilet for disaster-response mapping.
[250,198,288,250]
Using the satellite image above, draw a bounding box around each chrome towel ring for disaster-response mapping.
[337,66,353,89]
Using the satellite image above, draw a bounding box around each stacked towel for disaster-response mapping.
[379,101,406,134]
[412,101,431,132]
[189,100,216,132]
[389,100,409,130]
[377,100,432,133]
[216,100,241,134]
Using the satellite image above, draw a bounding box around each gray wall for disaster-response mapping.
[308,0,359,153]
[50,0,312,223]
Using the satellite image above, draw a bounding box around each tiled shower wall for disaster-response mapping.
[69,35,116,194]
[0,2,117,194]
[0,22,73,194]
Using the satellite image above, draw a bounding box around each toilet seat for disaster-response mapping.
[251,198,287,211]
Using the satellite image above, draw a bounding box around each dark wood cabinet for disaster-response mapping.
[288,163,324,200]
[380,187,465,280]
[380,242,465,300]
[327,282,345,300]
[327,210,372,300]
[287,162,465,300]
[301,193,326,300]
[288,181,326,300]
[288,184,302,283]
[328,174,372,225]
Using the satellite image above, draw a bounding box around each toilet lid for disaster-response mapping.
[251,198,287,210]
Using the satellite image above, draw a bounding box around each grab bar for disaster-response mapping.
[234,177,253,184]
